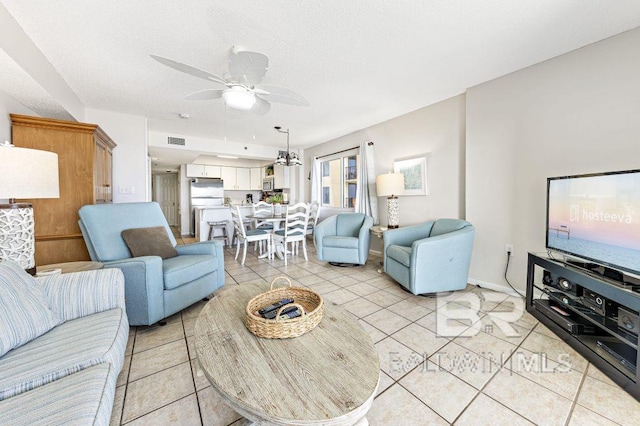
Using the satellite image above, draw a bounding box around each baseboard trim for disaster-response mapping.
[468,277,522,297]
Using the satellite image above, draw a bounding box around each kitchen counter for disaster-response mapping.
[195,204,254,242]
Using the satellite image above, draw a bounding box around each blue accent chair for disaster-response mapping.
[314,213,373,265]
[383,219,475,295]
[78,202,225,325]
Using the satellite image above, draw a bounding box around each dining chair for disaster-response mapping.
[251,201,274,252]
[272,202,310,266]
[306,201,321,247]
[231,204,272,265]
[251,201,274,231]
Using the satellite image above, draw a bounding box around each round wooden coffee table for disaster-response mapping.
[195,283,379,426]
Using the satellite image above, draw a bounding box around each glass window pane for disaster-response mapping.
[320,153,360,208]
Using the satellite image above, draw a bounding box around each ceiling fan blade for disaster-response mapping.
[254,84,310,107]
[252,96,271,116]
[184,90,224,101]
[228,51,268,85]
[150,55,227,85]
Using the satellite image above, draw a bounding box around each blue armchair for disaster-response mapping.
[78,202,225,325]
[314,213,373,265]
[383,219,475,295]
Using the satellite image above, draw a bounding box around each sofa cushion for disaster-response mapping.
[0,261,62,357]
[0,307,127,400]
[122,226,178,259]
[387,245,413,267]
[0,363,116,426]
[162,255,217,290]
[322,236,359,249]
[429,219,468,237]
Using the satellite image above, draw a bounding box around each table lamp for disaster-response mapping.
[376,172,404,228]
[0,142,59,274]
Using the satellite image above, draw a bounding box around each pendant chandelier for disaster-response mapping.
[274,126,301,166]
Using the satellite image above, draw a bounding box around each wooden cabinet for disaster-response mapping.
[10,114,116,266]
[186,164,221,178]
[94,136,113,203]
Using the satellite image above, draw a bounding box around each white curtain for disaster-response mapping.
[355,141,378,224]
[310,157,322,204]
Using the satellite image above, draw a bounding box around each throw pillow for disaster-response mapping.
[121,226,178,259]
[0,260,62,357]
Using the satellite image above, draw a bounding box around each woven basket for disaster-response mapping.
[245,276,324,339]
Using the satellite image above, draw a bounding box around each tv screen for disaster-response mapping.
[546,169,640,276]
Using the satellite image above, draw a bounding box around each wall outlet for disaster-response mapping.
[119,186,135,194]
[505,244,514,255]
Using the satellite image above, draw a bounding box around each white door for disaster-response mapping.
[154,173,179,226]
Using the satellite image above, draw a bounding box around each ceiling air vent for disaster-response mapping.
[167,137,186,146]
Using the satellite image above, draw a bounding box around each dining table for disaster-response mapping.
[245,213,287,259]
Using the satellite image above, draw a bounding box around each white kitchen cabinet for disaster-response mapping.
[273,164,290,189]
[186,164,205,178]
[236,168,251,190]
[204,165,221,178]
[250,168,262,190]
[186,164,221,178]
[221,166,237,190]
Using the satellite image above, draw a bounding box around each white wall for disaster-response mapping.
[304,95,466,251]
[148,131,282,160]
[85,109,149,203]
[304,96,466,221]
[466,28,640,293]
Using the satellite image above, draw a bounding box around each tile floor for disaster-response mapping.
[110,235,640,425]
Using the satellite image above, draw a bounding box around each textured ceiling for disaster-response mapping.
[2,0,640,159]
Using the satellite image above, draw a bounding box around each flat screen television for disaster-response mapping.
[546,169,640,277]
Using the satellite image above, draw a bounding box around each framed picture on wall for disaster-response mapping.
[393,155,427,196]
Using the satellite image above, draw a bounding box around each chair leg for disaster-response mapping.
[302,239,308,261]
[242,241,248,265]
[283,241,288,266]
[235,239,240,260]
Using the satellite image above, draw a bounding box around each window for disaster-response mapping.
[322,162,330,177]
[320,150,359,208]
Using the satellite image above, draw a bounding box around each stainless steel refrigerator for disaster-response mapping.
[190,178,224,236]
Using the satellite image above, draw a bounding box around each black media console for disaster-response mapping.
[526,253,640,400]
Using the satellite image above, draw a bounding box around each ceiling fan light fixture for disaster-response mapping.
[222,86,256,110]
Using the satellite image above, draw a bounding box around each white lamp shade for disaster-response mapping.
[0,145,60,199]
[376,173,404,197]
[223,87,256,111]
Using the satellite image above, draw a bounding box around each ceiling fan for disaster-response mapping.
[151,47,309,115]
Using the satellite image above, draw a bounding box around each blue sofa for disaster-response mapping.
[0,261,128,424]
[78,202,225,326]
[383,219,475,295]
[314,213,373,265]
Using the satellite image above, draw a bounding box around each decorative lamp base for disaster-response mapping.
[387,196,399,229]
[0,203,36,273]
